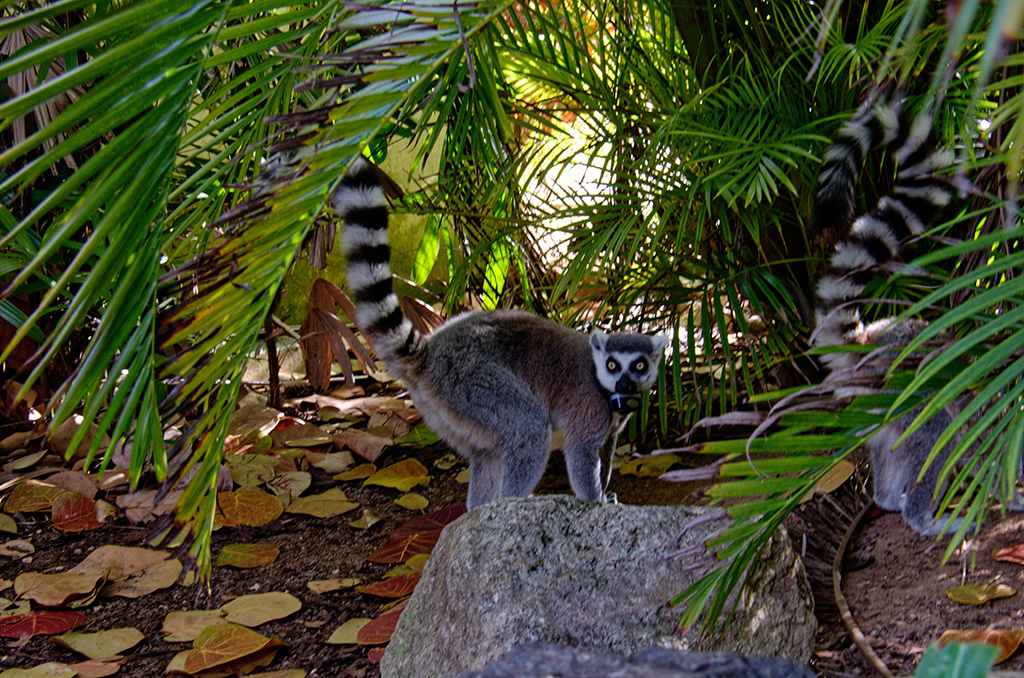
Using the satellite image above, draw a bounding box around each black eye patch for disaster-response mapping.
[632,359,647,373]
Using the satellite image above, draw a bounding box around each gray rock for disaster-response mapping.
[380,496,815,678]
[452,642,816,678]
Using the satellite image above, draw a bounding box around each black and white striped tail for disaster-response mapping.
[330,158,420,363]
[812,106,956,363]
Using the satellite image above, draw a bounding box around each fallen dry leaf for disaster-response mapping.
[348,508,381,530]
[51,491,104,532]
[217,489,284,527]
[395,493,428,511]
[221,592,302,627]
[946,583,1017,605]
[995,542,1024,565]
[364,458,430,493]
[0,514,17,534]
[51,627,144,659]
[326,618,371,645]
[265,471,311,499]
[0,610,87,638]
[938,629,1024,663]
[356,600,408,645]
[306,451,356,474]
[356,573,421,598]
[14,571,104,607]
[332,429,391,463]
[366,531,441,564]
[0,662,77,677]
[163,610,229,642]
[619,454,680,478]
[5,480,65,513]
[392,505,466,539]
[216,543,280,569]
[334,463,376,481]
[70,545,182,598]
[67,658,122,678]
[307,578,360,594]
[286,488,359,518]
[180,623,286,675]
[45,471,98,500]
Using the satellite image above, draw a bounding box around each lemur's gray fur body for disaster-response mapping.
[331,159,667,509]
[811,105,966,535]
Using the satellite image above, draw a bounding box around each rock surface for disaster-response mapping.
[380,496,815,678]
[452,642,816,678]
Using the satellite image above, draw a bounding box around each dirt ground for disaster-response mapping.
[2,426,1024,677]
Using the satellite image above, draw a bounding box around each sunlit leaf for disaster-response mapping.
[946,584,1017,605]
[285,488,359,518]
[364,459,430,492]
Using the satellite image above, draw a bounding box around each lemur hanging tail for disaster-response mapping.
[329,158,426,374]
[811,105,957,370]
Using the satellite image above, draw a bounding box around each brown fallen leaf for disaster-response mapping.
[216,489,284,527]
[180,623,286,675]
[333,429,391,463]
[946,583,1017,605]
[51,627,145,659]
[368,646,386,663]
[995,542,1024,565]
[0,514,17,534]
[70,545,182,598]
[0,662,78,677]
[307,578,360,594]
[392,504,466,539]
[67,658,122,678]
[216,543,280,569]
[306,451,356,475]
[163,609,230,642]
[221,592,302,627]
[5,480,65,513]
[938,629,1024,663]
[14,571,104,607]
[45,471,98,500]
[334,463,376,481]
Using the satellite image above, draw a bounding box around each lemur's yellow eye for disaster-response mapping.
[607,359,619,372]
[634,359,647,373]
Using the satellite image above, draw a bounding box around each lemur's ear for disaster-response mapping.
[589,329,608,352]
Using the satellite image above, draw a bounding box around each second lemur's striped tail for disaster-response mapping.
[330,158,425,371]
[811,105,956,368]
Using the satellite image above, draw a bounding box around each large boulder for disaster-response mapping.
[452,642,816,678]
[380,496,815,678]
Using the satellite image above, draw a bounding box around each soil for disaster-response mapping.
[2,406,1024,678]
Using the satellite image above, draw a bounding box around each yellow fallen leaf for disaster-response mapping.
[395,493,429,510]
[364,459,429,493]
[946,583,1017,605]
[326,618,371,644]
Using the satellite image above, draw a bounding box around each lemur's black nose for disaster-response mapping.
[615,376,636,393]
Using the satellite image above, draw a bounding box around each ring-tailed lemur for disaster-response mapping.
[330,158,668,509]
[811,104,972,535]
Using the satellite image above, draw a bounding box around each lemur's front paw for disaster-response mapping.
[602,492,618,505]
